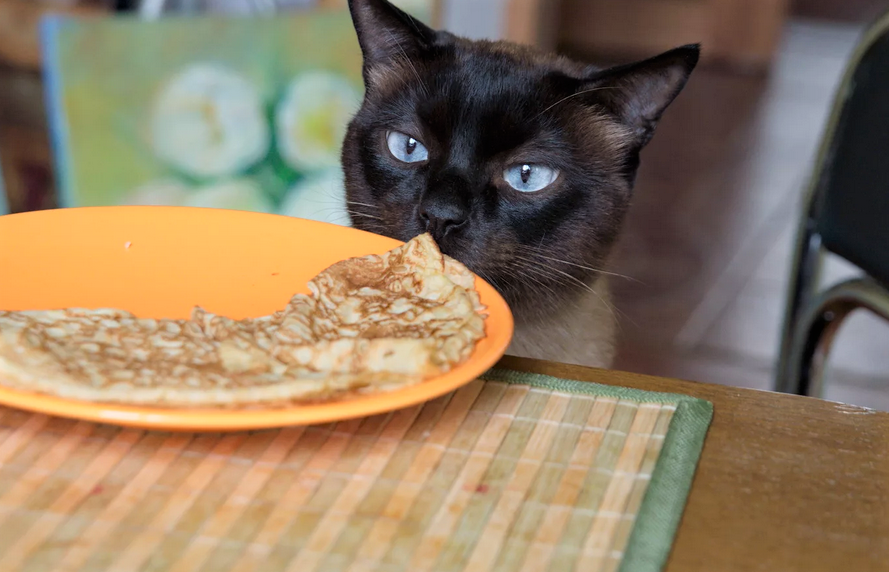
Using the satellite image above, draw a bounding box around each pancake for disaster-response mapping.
[0,233,486,407]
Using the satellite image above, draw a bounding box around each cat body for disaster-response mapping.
[342,0,697,368]
[507,276,618,367]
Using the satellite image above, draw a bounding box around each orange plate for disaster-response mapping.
[0,206,514,431]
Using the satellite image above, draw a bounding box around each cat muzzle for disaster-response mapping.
[418,197,469,241]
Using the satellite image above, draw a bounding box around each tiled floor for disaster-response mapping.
[608,18,889,411]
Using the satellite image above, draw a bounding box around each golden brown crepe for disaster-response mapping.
[0,233,486,407]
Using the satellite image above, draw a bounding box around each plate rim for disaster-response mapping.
[0,206,515,431]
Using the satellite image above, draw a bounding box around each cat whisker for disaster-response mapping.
[507,260,568,300]
[511,254,593,293]
[342,211,386,230]
[512,255,627,325]
[345,209,384,221]
[503,262,563,304]
[512,259,570,287]
[302,208,360,226]
[508,263,587,316]
[492,265,556,306]
[311,205,350,215]
[294,197,343,208]
[345,200,380,210]
[478,269,513,295]
[288,186,349,209]
[514,245,640,283]
[504,262,610,326]
[477,270,507,295]
[533,86,620,120]
[321,212,354,224]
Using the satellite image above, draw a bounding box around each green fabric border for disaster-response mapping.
[480,368,713,572]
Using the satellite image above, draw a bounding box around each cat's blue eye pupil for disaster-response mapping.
[521,165,532,184]
[387,131,428,163]
[503,163,558,193]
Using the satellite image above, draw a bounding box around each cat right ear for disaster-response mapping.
[348,0,436,67]
[583,44,700,147]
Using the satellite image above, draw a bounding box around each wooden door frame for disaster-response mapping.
[557,0,791,70]
[438,0,556,48]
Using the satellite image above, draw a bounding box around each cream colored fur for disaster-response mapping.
[506,277,616,369]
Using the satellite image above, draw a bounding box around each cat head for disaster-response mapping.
[342,0,698,318]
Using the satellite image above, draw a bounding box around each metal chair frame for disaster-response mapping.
[775,11,889,397]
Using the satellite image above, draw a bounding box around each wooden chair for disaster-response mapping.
[775,10,889,397]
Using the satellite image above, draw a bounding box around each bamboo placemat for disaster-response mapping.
[0,368,712,572]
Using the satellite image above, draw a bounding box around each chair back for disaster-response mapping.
[811,14,889,286]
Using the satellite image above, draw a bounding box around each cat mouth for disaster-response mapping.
[420,231,472,270]
[423,232,449,255]
[428,237,491,288]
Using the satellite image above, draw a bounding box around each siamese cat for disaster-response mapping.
[342,0,698,367]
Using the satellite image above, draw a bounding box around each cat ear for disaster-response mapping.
[584,44,700,146]
[347,0,436,66]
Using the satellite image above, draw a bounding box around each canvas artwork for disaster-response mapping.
[39,1,433,225]
[0,162,7,216]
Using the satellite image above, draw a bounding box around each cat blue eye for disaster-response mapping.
[503,164,558,193]
[386,131,429,163]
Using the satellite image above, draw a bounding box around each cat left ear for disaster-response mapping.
[348,0,436,67]
[584,44,700,147]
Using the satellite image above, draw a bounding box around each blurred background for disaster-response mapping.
[0,0,886,409]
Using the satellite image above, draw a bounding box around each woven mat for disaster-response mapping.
[0,368,712,572]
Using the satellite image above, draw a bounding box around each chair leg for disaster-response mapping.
[775,226,823,394]
[785,278,889,398]
[787,298,852,398]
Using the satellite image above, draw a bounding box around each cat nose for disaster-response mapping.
[419,171,472,240]
[418,202,468,239]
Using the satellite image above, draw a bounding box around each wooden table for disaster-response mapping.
[1,356,886,571]
[499,356,889,572]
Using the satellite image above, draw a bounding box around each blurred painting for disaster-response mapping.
[39,1,433,225]
[0,162,7,216]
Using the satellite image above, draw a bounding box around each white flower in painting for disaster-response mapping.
[150,64,270,179]
[183,178,275,213]
[275,71,361,173]
[278,168,349,226]
[121,179,190,206]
